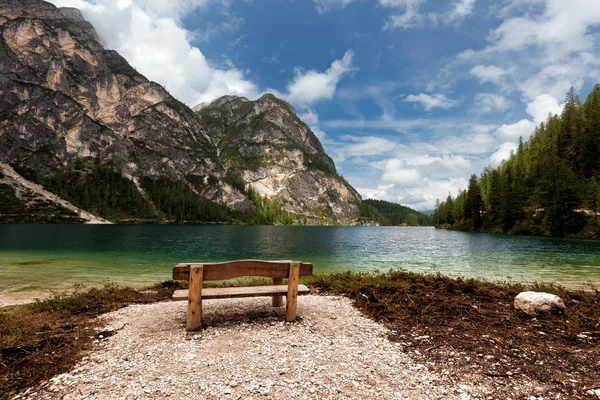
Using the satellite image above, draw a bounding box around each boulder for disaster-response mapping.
[514,292,566,317]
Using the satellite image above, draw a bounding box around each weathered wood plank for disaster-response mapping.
[186,265,203,331]
[172,260,313,281]
[272,278,283,307]
[286,262,300,322]
[172,284,310,301]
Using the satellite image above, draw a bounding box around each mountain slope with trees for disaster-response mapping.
[435,86,600,239]
[360,199,434,226]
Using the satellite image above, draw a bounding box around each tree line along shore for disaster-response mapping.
[435,85,600,240]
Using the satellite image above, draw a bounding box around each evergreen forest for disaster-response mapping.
[434,86,600,239]
[360,199,434,226]
[11,161,307,225]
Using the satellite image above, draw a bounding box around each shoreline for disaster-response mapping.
[1,271,598,308]
[437,224,600,242]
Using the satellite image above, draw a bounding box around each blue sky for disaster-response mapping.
[51,0,600,210]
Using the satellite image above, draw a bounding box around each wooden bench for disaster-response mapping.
[172,260,313,331]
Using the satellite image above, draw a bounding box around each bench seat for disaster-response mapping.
[173,260,313,331]
[172,284,310,301]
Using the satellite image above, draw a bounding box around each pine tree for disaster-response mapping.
[454,190,466,223]
[444,194,455,225]
[581,85,600,178]
[587,177,600,222]
[434,199,442,225]
[465,174,483,229]
[487,169,502,224]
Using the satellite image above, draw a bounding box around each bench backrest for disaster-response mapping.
[172,259,313,281]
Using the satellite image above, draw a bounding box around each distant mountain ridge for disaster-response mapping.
[0,0,361,224]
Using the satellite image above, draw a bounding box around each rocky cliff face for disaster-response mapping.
[197,94,360,222]
[0,0,360,224]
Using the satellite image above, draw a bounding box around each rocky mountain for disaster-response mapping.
[0,0,361,224]
[196,94,360,221]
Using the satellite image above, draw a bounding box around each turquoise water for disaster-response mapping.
[1,225,600,303]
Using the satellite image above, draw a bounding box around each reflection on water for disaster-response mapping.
[1,225,599,303]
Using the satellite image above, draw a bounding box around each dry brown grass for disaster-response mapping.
[310,271,600,398]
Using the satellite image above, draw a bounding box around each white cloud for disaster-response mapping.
[313,0,356,14]
[298,110,327,141]
[381,161,423,188]
[332,136,400,162]
[329,129,491,210]
[491,93,563,142]
[357,175,470,211]
[404,93,458,111]
[261,55,278,64]
[474,93,509,113]
[281,50,355,108]
[434,132,496,155]
[494,119,536,141]
[299,109,319,126]
[445,0,477,23]
[488,0,600,58]
[382,0,425,29]
[379,0,421,5]
[490,141,518,166]
[48,0,258,105]
[518,63,589,102]
[382,0,477,30]
[460,0,600,103]
[470,64,507,84]
[322,117,500,154]
[526,93,564,124]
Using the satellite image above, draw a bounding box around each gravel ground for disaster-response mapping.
[17,295,547,400]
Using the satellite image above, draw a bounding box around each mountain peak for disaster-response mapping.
[58,7,85,22]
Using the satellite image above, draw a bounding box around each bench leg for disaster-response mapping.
[285,262,300,322]
[187,265,204,331]
[272,278,283,307]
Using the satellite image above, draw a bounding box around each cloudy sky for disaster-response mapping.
[49,0,600,211]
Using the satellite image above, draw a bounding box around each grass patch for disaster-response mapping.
[0,282,184,399]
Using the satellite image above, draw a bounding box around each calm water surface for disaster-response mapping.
[1,225,599,303]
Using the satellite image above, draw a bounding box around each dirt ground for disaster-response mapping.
[311,271,600,399]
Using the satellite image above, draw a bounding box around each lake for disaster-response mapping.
[1,225,600,305]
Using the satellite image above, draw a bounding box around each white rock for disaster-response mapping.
[514,292,566,316]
